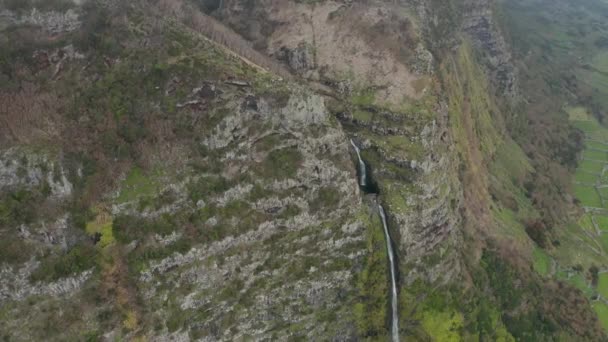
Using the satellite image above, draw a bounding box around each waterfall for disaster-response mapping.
[350,138,398,340]
[378,204,399,342]
[350,139,367,187]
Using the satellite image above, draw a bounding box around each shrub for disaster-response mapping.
[0,235,30,265]
[0,187,47,227]
[258,147,302,180]
[113,214,176,243]
[524,219,551,248]
[310,186,340,212]
[30,243,97,282]
[590,265,600,287]
[188,176,230,203]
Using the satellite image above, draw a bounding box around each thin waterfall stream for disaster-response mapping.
[350,139,399,341]
[350,139,367,187]
[378,205,400,342]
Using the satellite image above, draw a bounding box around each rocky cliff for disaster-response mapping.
[0,0,606,341]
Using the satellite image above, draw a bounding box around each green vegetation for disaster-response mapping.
[421,309,464,342]
[532,247,551,276]
[310,186,341,212]
[257,147,303,180]
[574,185,603,208]
[579,160,605,174]
[113,214,176,244]
[353,210,389,339]
[350,88,376,107]
[127,238,192,273]
[116,167,161,203]
[593,302,608,331]
[352,109,373,123]
[0,182,54,265]
[30,244,97,282]
[586,148,608,160]
[85,211,115,248]
[595,215,608,231]
[575,169,599,184]
[0,185,50,227]
[188,176,230,203]
[598,273,608,298]
[0,235,30,265]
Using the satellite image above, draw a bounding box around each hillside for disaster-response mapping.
[0,0,607,340]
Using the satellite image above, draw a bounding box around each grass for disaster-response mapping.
[579,160,605,175]
[580,214,597,234]
[575,169,598,184]
[598,273,608,300]
[573,120,600,134]
[555,268,594,297]
[594,215,608,232]
[592,52,608,73]
[600,234,608,254]
[571,273,594,297]
[116,167,161,203]
[532,247,551,276]
[597,186,608,198]
[493,206,529,241]
[554,220,607,270]
[353,109,373,123]
[581,68,608,96]
[587,140,608,151]
[593,302,608,332]
[567,106,591,121]
[585,149,608,161]
[363,131,424,161]
[351,89,376,106]
[570,108,608,144]
[85,210,115,248]
[574,185,603,208]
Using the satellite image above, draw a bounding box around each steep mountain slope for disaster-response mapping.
[0,1,379,340]
[0,0,607,341]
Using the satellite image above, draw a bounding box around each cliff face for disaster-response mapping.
[461,0,519,100]
[214,0,466,286]
[0,0,606,340]
[0,2,378,340]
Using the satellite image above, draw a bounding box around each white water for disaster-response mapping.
[378,204,399,342]
[350,139,367,187]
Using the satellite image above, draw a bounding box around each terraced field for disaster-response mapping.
[571,106,608,211]
[568,106,608,328]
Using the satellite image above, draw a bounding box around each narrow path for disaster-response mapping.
[575,181,599,187]
[578,168,602,176]
[591,215,603,237]
[582,158,608,164]
[586,138,608,146]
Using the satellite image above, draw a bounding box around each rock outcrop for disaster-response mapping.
[461,0,519,100]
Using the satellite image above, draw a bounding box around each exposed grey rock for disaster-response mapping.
[0,148,73,198]
[18,214,70,249]
[280,92,327,125]
[0,8,80,34]
[461,0,519,100]
[0,259,92,302]
[412,43,435,75]
[276,41,316,73]
[155,231,183,246]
